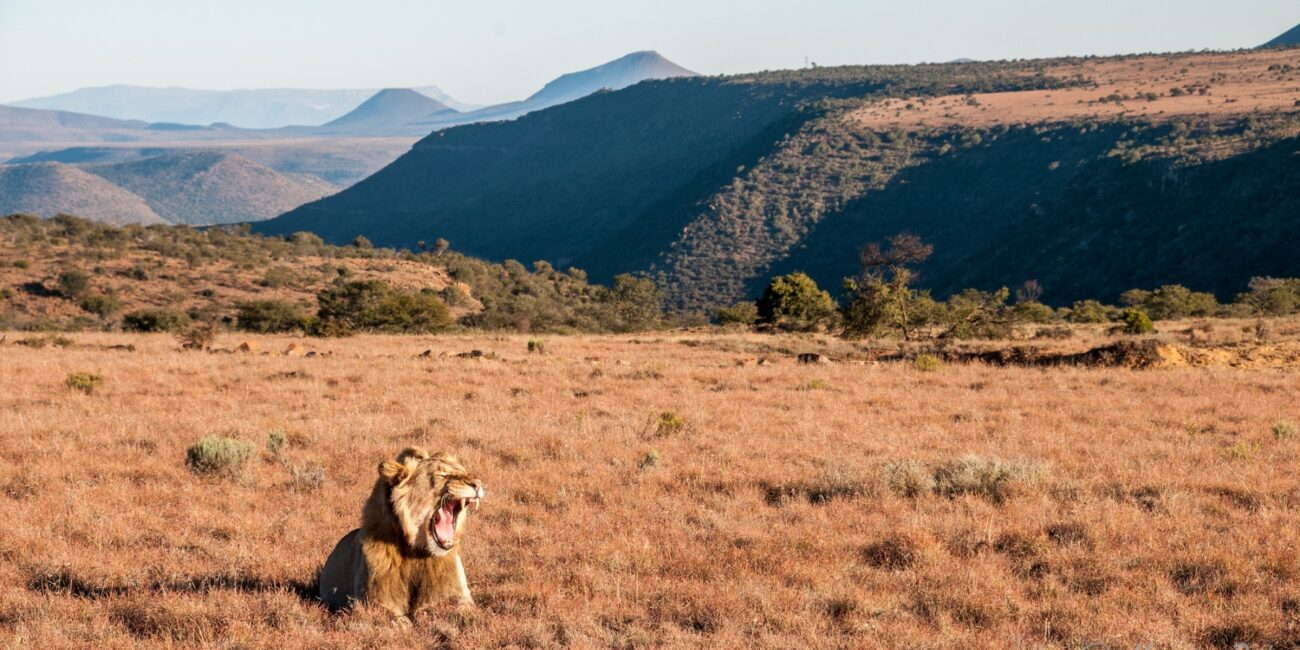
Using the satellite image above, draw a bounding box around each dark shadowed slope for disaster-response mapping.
[84,151,338,225]
[0,163,165,225]
[323,89,454,132]
[1262,24,1300,47]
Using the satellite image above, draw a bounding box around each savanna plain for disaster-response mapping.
[1,328,1298,649]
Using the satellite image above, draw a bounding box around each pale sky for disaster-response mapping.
[0,0,1294,105]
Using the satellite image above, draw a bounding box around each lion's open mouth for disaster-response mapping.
[431,498,466,549]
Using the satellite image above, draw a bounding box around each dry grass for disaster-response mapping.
[1,330,1298,647]
[851,48,1300,130]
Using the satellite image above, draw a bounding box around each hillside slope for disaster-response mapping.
[83,151,338,225]
[1262,24,1300,48]
[258,49,1300,311]
[0,163,165,225]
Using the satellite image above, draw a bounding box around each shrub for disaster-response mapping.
[288,461,326,492]
[122,309,190,333]
[756,272,837,331]
[1274,421,1296,441]
[236,300,311,333]
[527,339,548,354]
[1011,301,1056,324]
[315,279,453,335]
[185,436,254,475]
[638,449,661,469]
[79,293,123,317]
[258,266,297,288]
[654,411,686,437]
[13,259,29,270]
[65,372,103,394]
[1118,308,1154,335]
[56,269,92,300]
[266,430,288,459]
[1066,299,1112,323]
[913,354,943,372]
[351,235,374,249]
[716,301,759,326]
[931,456,1047,503]
[884,460,935,498]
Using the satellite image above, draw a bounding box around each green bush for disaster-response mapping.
[56,269,92,299]
[654,411,686,437]
[756,272,837,331]
[65,372,103,394]
[638,449,661,469]
[79,293,123,317]
[1121,285,1217,320]
[1011,301,1056,324]
[1118,307,1155,334]
[122,309,190,333]
[315,279,453,335]
[1066,299,1112,323]
[527,339,548,354]
[236,300,311,333]
[716,301,759,326]
[185,436,255,475]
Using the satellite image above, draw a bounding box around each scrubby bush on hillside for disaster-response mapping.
[1066,299,1113,323]
[757,272,838,331]
[842,234,936,339]
[1120,285,1218,320]
[1118,308,1155,334]
[236,300,312,333]
[121,309,190,333]
[314,279,453,335]
[1236,277,1300,316]
[56,269,92,300]
[79,293,123,317]
[716,301,759,326]
[185,436,254,475]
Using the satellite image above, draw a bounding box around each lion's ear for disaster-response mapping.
[396,447,429,465]
[378,460,409,486]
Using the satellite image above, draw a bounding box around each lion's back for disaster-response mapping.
[319,528,365,609]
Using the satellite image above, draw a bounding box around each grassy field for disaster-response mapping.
[1,330,1298,648]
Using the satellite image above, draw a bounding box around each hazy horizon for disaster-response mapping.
[0,0,1295,105]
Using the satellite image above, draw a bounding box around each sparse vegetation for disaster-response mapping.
[913,354,943,372]
[64,372,103,394]
[184,436,254,475]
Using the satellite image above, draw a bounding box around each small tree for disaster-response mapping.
[757,272,837,331]
[841,233,934,339]
[605,274,663,332]
[351,235,374,249]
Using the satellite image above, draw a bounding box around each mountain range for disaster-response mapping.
[0,51,700,224]
[6,85,475,129]
[256,46,1300,311]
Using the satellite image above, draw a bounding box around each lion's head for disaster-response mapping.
[368,447,484,557]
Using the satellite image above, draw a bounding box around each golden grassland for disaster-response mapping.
[851,48,1300,130]
[1,328,1298,648]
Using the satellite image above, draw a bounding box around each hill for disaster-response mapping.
[323,89,454,132]
[82,151,338,225]
[257,48,1300,312]
[7,85,466,128]
[410,51,700,128]
[1262,24,1300,47]
[0,163,165,225]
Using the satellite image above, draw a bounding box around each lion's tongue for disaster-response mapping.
[434,502,457,543]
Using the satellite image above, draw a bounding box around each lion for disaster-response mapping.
[319,447,485,621]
